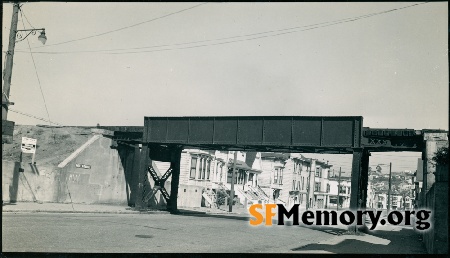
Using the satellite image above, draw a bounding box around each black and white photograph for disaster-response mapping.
[2,1,448,254]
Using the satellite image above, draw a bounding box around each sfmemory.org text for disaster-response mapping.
[249,204,431,230]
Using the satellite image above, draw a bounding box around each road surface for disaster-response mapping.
[2,212,331,253]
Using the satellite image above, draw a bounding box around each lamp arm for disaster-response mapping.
[15,30,35,43]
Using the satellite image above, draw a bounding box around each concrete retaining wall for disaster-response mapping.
[423,165,448,254]
[56,136,127,205]
[2,161,58,203]
[2,134,196,209]
[3,135,128,205]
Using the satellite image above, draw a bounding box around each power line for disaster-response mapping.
[18,2,208,50]
[9,108,63,126]
[20,5,35,29]
[19,7,54,128]
[14,2,429,55]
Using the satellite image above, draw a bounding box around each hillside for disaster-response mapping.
[2,125,94,166]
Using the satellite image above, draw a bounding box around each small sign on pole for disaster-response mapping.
[21,137,37,153]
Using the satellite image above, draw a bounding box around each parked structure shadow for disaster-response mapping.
[174,209,251,222]
[292,228,427,254]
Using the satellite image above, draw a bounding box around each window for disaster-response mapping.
[302,177,305,190]
[315,167,321,177]
[215,162,220,181]
[235,170,240,184]
[216,162,223,182]
[203,158,207,179]
[238,171,244,184]
[326,184,330,193]
[292,180,296,190]
[294,162,302,174]
[297,181,301,191]
[315,182,320,192]
[206,159,211,180]
[199,158,204,179]
[248,173,254,183]
[190,157,197,179]
[274,167,283,185]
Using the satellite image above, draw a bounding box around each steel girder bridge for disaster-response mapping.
[98,116,447,227]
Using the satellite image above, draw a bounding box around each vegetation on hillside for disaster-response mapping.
[2,125,92,166]
[432,146,449,166]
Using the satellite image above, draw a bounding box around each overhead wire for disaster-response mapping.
[9,108,63,126]
[17,2,209,50]
[19,7,54,128]
[13,2,430,55]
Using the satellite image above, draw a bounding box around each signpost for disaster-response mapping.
[21,137,37,164]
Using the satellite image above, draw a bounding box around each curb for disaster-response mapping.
[2,209,170,214]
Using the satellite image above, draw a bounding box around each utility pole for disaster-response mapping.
[387,162,392,212]
[229,151,237,212]
[2,3,20,144]
[306,160,313,210]
[337,167,341,211]
[2,3,46,144]
[2,3,19,120]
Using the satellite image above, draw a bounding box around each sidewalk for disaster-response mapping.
[1,201,249,215]
[2,201,163,214]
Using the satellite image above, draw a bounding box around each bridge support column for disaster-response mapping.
[360,150,370,210]
[359,149,370,232]
[135,144,150,210]
[349,148,363,232]
[168,147,183,214]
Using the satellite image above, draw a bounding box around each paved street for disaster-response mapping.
[2,212,331,253]
[2,210,427,253]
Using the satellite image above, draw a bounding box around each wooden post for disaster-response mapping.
[337,167,341,211]
[168,146,183,214]
[387,162,392,213]
[229,151,238,212]
[2,3,19,121]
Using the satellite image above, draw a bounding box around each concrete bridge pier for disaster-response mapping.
[348,148,370,233]
[135,143,150,210]
[167,146,183,214]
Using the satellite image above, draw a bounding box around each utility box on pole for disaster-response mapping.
[2,120,15,144]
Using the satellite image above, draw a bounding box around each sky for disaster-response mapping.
[2,2,448,173]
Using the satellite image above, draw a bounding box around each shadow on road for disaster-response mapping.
[2,202,17,206]
[291,228,427,254]
[174,209,250,222]
[299,225,348,236]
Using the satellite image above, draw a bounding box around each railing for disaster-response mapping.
[248,185,270,203]
[256,185,271,200]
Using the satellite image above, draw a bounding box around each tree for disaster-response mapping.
[432,146,449,166]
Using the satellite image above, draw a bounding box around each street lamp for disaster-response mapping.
[2,3,47,144]
[16,28,47,45]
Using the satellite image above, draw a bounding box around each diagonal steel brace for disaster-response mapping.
[143,165,173,203]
